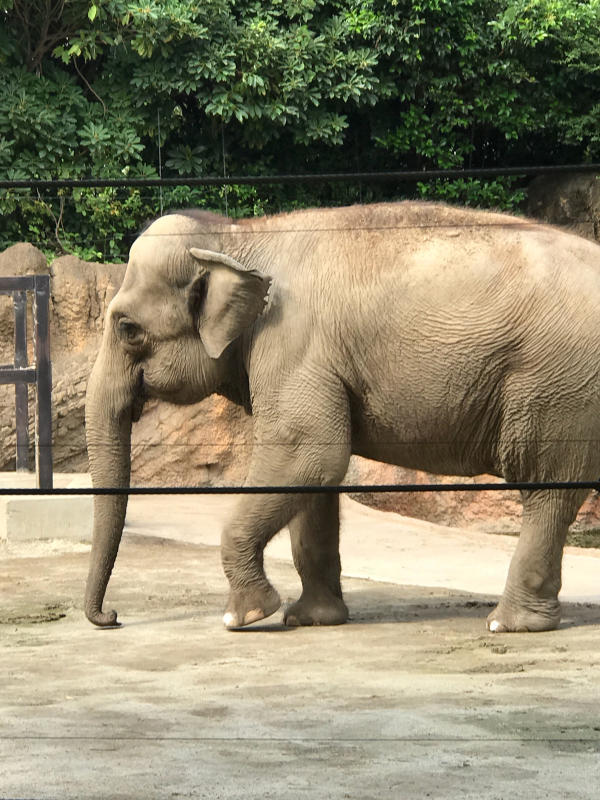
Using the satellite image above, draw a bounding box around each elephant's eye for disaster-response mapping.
[117,317,146,347]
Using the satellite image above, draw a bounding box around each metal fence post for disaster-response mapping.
[33,275,53,490]
[0,275,53,488]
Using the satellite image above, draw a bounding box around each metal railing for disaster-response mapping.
[0,275,53,489]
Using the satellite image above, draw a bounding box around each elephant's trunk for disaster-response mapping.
[84,344,138,627]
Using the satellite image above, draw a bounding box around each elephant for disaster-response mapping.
[85,201,600,633]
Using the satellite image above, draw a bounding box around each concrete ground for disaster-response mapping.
[1,484,600,799]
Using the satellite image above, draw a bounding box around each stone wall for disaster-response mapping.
[0,244,124,473]
[527,173,600,243]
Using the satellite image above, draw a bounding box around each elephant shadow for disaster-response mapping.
[338,583,600,629]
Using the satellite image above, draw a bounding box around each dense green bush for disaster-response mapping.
[0,0,598,260]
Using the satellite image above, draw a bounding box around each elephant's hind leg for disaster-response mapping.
[487,488,587,633]
[284,493,349,626]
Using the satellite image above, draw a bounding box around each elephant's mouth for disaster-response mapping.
[138,371,204,406]
[131,369,146,422]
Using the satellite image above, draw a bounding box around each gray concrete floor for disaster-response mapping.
[1,486,600,799]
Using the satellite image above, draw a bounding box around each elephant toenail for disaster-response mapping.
[243,609,264,625]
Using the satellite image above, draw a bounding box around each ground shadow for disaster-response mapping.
[339,582,600,628]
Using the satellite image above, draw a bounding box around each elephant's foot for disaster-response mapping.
[284,593,348,627]
[223,583,281,629]
[487,597,561,633]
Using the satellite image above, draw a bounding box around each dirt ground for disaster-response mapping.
[1,496,600,799]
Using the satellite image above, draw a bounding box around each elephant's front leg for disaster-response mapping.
[220,491,297,628]
[221,481,348,628]
[284,493,348,626]
[221,376,351,628]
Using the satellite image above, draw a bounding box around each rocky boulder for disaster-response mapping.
[527,173,600,243]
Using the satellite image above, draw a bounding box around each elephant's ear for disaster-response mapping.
[188,248,272,359]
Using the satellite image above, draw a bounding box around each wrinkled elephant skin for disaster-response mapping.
[85,202,600,634]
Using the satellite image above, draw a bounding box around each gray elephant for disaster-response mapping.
[85,201,600,633]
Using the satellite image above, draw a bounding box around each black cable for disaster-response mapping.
[1,162,599,190]
[1,480,599,496]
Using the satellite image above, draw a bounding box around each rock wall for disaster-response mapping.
[527,173,600,243]
[0,244,124,473]
[2,177,600,531]
[131,396,252,488]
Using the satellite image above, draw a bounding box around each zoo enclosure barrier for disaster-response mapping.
[2,161,600,190]
[0,275,52,489]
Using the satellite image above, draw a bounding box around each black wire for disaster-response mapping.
[1,218,597,261]
[1,162,599,190]
[1,480,599,496]
[1,735,599,743]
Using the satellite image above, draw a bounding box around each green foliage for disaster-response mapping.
[0,0,598,260]
[416,178,526,211]
[490,0,600,159]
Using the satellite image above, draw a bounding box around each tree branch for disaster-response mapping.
[73,58,107,115]
[13,1,33,68]
[38,190,68,255]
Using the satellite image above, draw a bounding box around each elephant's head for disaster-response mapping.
[84,212,271,626]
